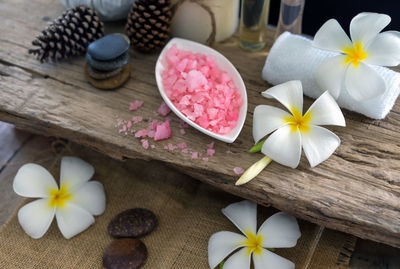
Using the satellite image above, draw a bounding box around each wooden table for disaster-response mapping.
[1,0,400,248]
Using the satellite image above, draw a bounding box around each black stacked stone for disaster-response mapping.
[85,33,131,90]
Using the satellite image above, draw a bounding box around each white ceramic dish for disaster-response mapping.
[155,38,248,143]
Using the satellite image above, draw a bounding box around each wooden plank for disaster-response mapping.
[0,0,400,247]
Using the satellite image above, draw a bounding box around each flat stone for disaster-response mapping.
[103,238,147,269]
[86,63,123,80]
[85,63,131,90]
[108,208,157,238]
[87,51,129,71]
[88,33,130,61]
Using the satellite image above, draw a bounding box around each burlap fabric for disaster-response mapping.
[0,137,354,268]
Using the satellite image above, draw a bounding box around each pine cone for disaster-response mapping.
[126,0,171,53]
[29,6,104,62]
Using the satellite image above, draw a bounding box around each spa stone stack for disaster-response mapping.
[85,33,131,90]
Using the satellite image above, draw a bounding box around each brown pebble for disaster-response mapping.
[108,208,157,238]
[103,238,147,269]
[84,63,130,90]
[86,63,123,79]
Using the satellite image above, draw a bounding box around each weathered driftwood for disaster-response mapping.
[0,0,400,247]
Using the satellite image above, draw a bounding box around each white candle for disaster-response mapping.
[171,0,240,44]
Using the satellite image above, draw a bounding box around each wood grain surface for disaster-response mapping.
[0,0,399,247]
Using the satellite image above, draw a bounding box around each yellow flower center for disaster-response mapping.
[283,107,312,133]
[243,231,263,256]
[48,184,72,208]
[342,42,368,67]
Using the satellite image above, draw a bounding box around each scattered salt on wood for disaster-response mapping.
[233,167,244,175]
[129,100,144,111]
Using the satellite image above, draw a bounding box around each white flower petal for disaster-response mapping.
[306,91,345,127]
[208,231,247,268]
[222,247,251,269]
[55,202,95,239]
[13,163,57,198]
[262,126,302,169]
[72,181,106,216]
[344,62,386,101]
[17,198,55,239]
[301,126,341,168]
[222,200,257,235]
[253,248,295,269]
[235,156,272,186]
[253,105,291,143]
[364,32,400,66]
[257,212,301,248]
[350,13,391,46]
[314,55,348,99]
[261,80,304,115]
[312,19,352,52]
[60,157,94,191]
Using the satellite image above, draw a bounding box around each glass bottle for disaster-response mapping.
[239,0,271,51]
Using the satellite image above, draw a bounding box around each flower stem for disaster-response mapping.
[235,156,272,186]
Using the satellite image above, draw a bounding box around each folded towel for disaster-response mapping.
[262,32,400,119]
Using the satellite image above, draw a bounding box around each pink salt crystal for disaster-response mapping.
[167,143,177,150]
[151,145,156,149]
[141,139,149,149]
[181,148,189,154]
[180,129,186,135]
[135,129,148,138]
[129,100,144,111]
[127,121,132,129]
[207,142,214,149]
[157,101,171,116]
[147,130,155,138]
[226,150,233,154]
[154,120,172,141]
[132,116,143,124]
[191,152,199,159]
[177,142,187,149]
[207,148,215,156]
[179,120,189,128]
[162,46,242,135]
[202,157,209,162]
[233,167,244,175]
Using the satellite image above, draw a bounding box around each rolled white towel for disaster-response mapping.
[262,32,400,119]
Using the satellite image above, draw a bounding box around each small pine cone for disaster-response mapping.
[126,0,171,53]
[29,6,104,62]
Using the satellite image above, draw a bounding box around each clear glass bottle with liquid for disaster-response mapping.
[239,0,270,51]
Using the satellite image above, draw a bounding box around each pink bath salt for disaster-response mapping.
[126,121,132,129]
[132,116,143,124]
[202,157,209,162]
[177,142,187,149]
[226,150,233,154]
[162,46,243,135]
[179,129,186,135]
[135,129,148,138]
[181,148,189,153]
[179,119,189,129]
[151,144,156,149]
[129,100,144,111]
[167,143,177,150]
[191,152,199,159]
[233,167,244,175]
[207,148,215,156]
[141,139,149,149]
[157,101,171,116]
[154,120,172,141]
[207,142,214,149]
[147,130,155,138]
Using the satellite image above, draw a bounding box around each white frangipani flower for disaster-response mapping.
[313,12,400,101]
[208,200,301,269]
[236,80,345,185]
[13,156,106,239]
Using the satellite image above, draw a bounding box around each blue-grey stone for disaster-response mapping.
[87,33,130,61]
[86,51,129,71]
